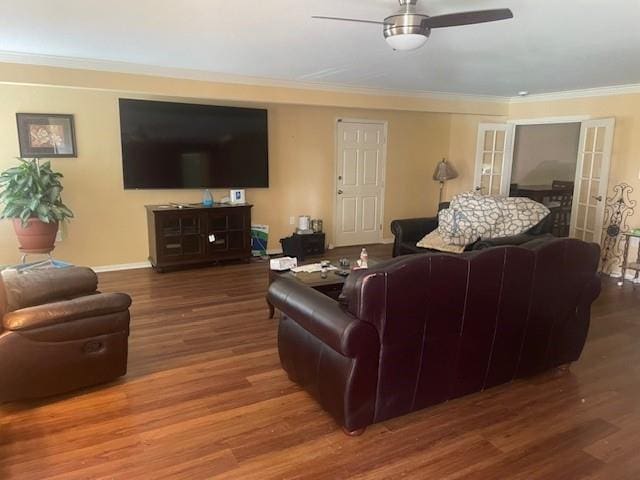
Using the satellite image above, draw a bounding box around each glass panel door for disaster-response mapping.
[474,124,514,196]
[570,118,615,243]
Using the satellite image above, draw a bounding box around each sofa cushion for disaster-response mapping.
[417,230,466,253]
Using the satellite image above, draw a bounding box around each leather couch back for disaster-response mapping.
[1,267,98,314]
[341,238,600,423]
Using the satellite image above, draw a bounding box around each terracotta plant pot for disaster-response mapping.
[12,218,59,253]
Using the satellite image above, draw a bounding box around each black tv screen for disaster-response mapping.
[119,99,268,189]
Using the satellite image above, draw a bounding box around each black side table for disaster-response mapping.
[280,233,325,261]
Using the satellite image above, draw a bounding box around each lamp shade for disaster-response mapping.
[433,159,458,182]
[385,33,428,51]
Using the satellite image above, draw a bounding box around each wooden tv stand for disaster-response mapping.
[146,203,252,272]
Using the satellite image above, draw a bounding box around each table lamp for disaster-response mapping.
[433,158,458,205]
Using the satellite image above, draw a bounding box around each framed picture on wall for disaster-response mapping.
[16,113,77,158]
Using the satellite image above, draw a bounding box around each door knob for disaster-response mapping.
[592,195,603,202]
[474,186,481,191]
[337,190,343,195]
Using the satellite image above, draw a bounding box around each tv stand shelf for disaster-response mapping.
[146,203,252,272]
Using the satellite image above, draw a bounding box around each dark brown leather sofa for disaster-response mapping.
[0,267,132,403]
[267,238,601,434]
[390,202,556,257]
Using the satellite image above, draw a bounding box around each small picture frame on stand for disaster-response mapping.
[230,189,246,204]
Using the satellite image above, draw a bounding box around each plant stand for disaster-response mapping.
[618,232,640,286]
[17,249,71,271]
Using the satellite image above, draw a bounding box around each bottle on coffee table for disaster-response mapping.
[358,248,369,269]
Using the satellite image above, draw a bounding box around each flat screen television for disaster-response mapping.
[119,99,268,189]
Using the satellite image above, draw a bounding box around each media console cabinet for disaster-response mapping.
[146,203,252,271]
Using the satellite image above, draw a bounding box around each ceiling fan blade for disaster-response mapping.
[422,9,513,29]
[311,16,390,26]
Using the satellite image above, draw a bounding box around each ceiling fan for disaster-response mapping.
[312,0,513,51]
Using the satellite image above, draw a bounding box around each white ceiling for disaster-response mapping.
[1,0,640,98]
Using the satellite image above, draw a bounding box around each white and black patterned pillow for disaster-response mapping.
[438,192,550,246]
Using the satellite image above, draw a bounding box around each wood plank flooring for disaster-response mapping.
[1,244,640,479]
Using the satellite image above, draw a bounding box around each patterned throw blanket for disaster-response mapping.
[437,192,550,246]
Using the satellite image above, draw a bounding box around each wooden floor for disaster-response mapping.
[2,244,640,479]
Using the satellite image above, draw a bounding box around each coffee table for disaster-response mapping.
[267,260,377,318]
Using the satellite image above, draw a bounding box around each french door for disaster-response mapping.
[474,119,615,245]
[473,123,515,196]
[569,118,615,242]
[334,120,387,247]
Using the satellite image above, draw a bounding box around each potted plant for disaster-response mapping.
[0,158,73,252]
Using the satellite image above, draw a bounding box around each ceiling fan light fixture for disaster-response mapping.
[385,33,428,51]
[312,1,514,52]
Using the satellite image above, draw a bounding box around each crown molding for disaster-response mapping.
[507,115,590,125]
[509,83,640,103]
[4,50,640,105]
[0,50,509,104]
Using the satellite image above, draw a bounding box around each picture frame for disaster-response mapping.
[230,189,246,204]
[16,113,77,158]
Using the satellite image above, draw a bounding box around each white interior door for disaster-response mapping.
[473,123,515,196]
[334,120,386,247]
[570,118,615,243]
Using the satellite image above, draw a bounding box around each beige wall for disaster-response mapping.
[3,60,638,269]
[0,76,497,267]
[511,123,581,185]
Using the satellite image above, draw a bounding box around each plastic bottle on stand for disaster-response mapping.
[203,189,213,207]
[359,248,369,268]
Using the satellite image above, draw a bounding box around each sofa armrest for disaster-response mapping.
[2,293,132,331]
[2,267,98,312]
[391,216,438,257]
[391,217,439,243]
[391,217,439,257]
[267,277,378,357]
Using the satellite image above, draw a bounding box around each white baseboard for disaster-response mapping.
[329,239,395,248]
[92,261,151,273]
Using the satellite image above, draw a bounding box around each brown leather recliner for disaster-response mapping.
[267,238,601,435]
[0,267,132,403]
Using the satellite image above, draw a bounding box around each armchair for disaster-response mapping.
[0,267,132,403]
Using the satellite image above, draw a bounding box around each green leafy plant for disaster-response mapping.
[0,157,73,227]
